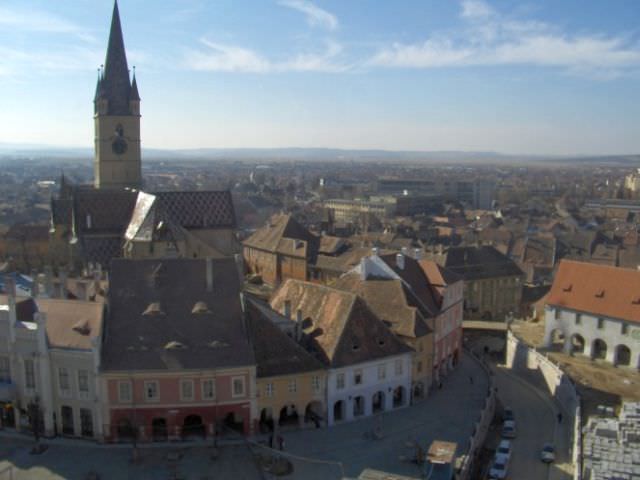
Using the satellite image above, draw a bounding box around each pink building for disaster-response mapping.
[99,258,256,442]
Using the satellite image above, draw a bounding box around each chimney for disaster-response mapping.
[437,244,444,255]
[206,257,213,292]
[396,253,405,270]
[296,309,303,324]
[414,248,422,260]
[401,247,408,256]
[371,247,379,257]
[31,275,39,298]
[360,256,368,281]
[35,311,48,354]
[284,300,291,318]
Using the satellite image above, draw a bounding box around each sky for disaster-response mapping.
[0,0,639,155]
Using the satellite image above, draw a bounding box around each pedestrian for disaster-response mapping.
[438,381,443,390]
[269,434,273,449]
[277,434,284,451]
[469,375,474,384]
[557,412,563,424]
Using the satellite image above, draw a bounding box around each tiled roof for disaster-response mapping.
[244,213,316,254]
[244,298,324,378]
[101,258,254,371]
[270,280,411,368]
[80,237,124,269]
[547,259,640,324]
[431,246,523,281]
[73,188,138,234]
[154,191,236,229]
[37,298,104,350]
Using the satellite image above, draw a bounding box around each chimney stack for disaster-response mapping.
[360,256,368,281]
[396,253,405,270]
[371,247,379,257]
[206,257,213,292]
[284,300,291,319]
[414,248,422,260]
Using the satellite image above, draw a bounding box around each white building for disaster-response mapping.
[543,260,640,369]
[270,279,413,427]
[0,281,105,440]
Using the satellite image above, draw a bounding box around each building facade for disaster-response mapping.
[543,260,640,369]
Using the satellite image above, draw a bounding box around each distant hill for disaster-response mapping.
[0,143,637,165]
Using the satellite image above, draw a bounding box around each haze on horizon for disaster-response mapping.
[0,0,639,156]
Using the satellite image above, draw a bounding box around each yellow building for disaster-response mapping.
[244,299,326,432]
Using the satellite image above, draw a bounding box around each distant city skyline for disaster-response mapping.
[0,0,639,155]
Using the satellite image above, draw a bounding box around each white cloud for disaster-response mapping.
[370,0,640,77]
[184,39,347,73]
[0,6,95,42]
[461,0,493,20]
[278,0,338,31]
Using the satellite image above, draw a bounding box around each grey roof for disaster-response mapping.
[244,298,324,378]
[100,0,132,115]
[432,245,524,281]
[101,258,255,372]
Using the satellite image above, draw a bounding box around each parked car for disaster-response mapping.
[540,443,556,463]
[495,439,512,463]
[489,456,509,479]
[502,420,517,439]
[502,406,514,422]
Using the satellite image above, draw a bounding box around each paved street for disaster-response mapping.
[492,365,573,480]
[277,353,490,479]
[0,353,489,480]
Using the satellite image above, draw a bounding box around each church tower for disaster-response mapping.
[94,0,142,189]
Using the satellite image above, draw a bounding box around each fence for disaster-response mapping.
[505,330,583,480]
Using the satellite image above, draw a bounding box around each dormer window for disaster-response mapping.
[563,284,572,292]
[164,341,186,350]
[595,289,605,298]
[72,319,91,336]
[143,302,164,316]
[192,301,210,314]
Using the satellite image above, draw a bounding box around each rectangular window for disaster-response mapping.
[144,381,159,402]
[312,376,321,393]
[232,377,245,398]
[58,367,71,395]
[118,381,132,403]
[597,318,604,330]
[202,379,215,400]
[180,379,194,401]
[354,369,363,385]
[288,379,297,393]
[622,323,629,335]
[554,308,561,320]
[0,356,10,383]
[395,359,403,376]
[575,314,582,325]
[336,373,345,390]
[24,359,35,390]
[78,370,89,398]
[265,383,274,397]
[377,364,386,380]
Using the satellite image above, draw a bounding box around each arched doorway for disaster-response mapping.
[278,405,299,427]
[615,345,631,366]
[549,329,565,351]
[353,396,365,417]
[152,417,167,441]
[61,406,74,436]
[224,412,244,434]
[413,383,424,401]
[592,339,607,360]
[304,401,323,428]
[393,386,405,408]
[259,408,274,433]
[571,334,585,354]
[333,400,345,423]
[372,391,386,413]
[183,414,205,439]
[116,418,135,442]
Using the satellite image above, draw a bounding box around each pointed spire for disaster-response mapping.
[93,67,104,102]
[102,0,131,115]
[130,66,140,101]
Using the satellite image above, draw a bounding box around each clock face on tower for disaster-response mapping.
[112,124,128,155]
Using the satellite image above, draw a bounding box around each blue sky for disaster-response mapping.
[0,0,639,155]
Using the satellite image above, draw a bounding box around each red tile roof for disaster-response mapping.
[547,260,640,323]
